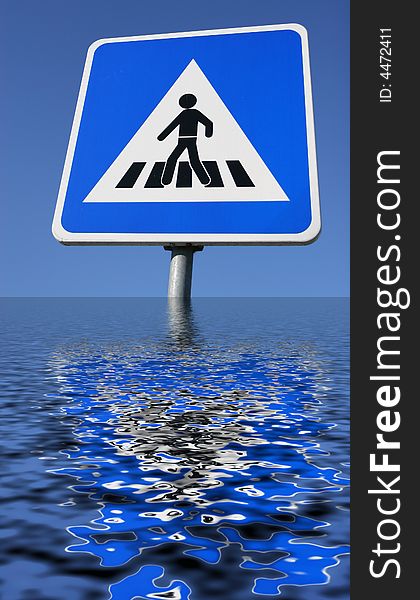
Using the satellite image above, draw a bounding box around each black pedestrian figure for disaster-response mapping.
[157,93,213,186]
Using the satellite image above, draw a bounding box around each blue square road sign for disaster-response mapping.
[52,24,321,245]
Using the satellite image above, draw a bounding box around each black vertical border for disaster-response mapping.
[351,1,416,597]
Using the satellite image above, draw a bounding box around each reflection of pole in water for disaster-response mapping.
[167,298,197,346]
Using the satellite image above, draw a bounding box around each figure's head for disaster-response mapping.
[179,93,197,108]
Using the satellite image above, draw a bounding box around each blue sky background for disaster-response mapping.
[1,0,349,297]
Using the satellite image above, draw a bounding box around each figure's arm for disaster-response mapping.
[197,112,213,138]
[157,115,180,141]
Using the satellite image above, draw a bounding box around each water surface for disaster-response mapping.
[0,298,349,599]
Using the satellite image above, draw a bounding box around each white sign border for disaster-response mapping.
[52,23,321,246]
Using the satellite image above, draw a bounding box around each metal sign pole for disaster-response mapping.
[164,246,203,298]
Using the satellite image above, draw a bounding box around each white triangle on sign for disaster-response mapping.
[83,60,289,203]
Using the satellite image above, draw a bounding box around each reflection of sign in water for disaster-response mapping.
[53,24,320,244]
[48,336,349,599]
[84,60,288,202]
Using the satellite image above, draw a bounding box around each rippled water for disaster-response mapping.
[0,298,349,599]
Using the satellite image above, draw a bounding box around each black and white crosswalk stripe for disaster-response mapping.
[116,160,255,189]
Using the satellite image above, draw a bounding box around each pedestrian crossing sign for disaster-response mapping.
[53,24,320,245]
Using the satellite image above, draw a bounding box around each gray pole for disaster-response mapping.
[164,246,203,298]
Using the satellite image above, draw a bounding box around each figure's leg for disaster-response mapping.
[186,139,210,185]
[162,141,186,185]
